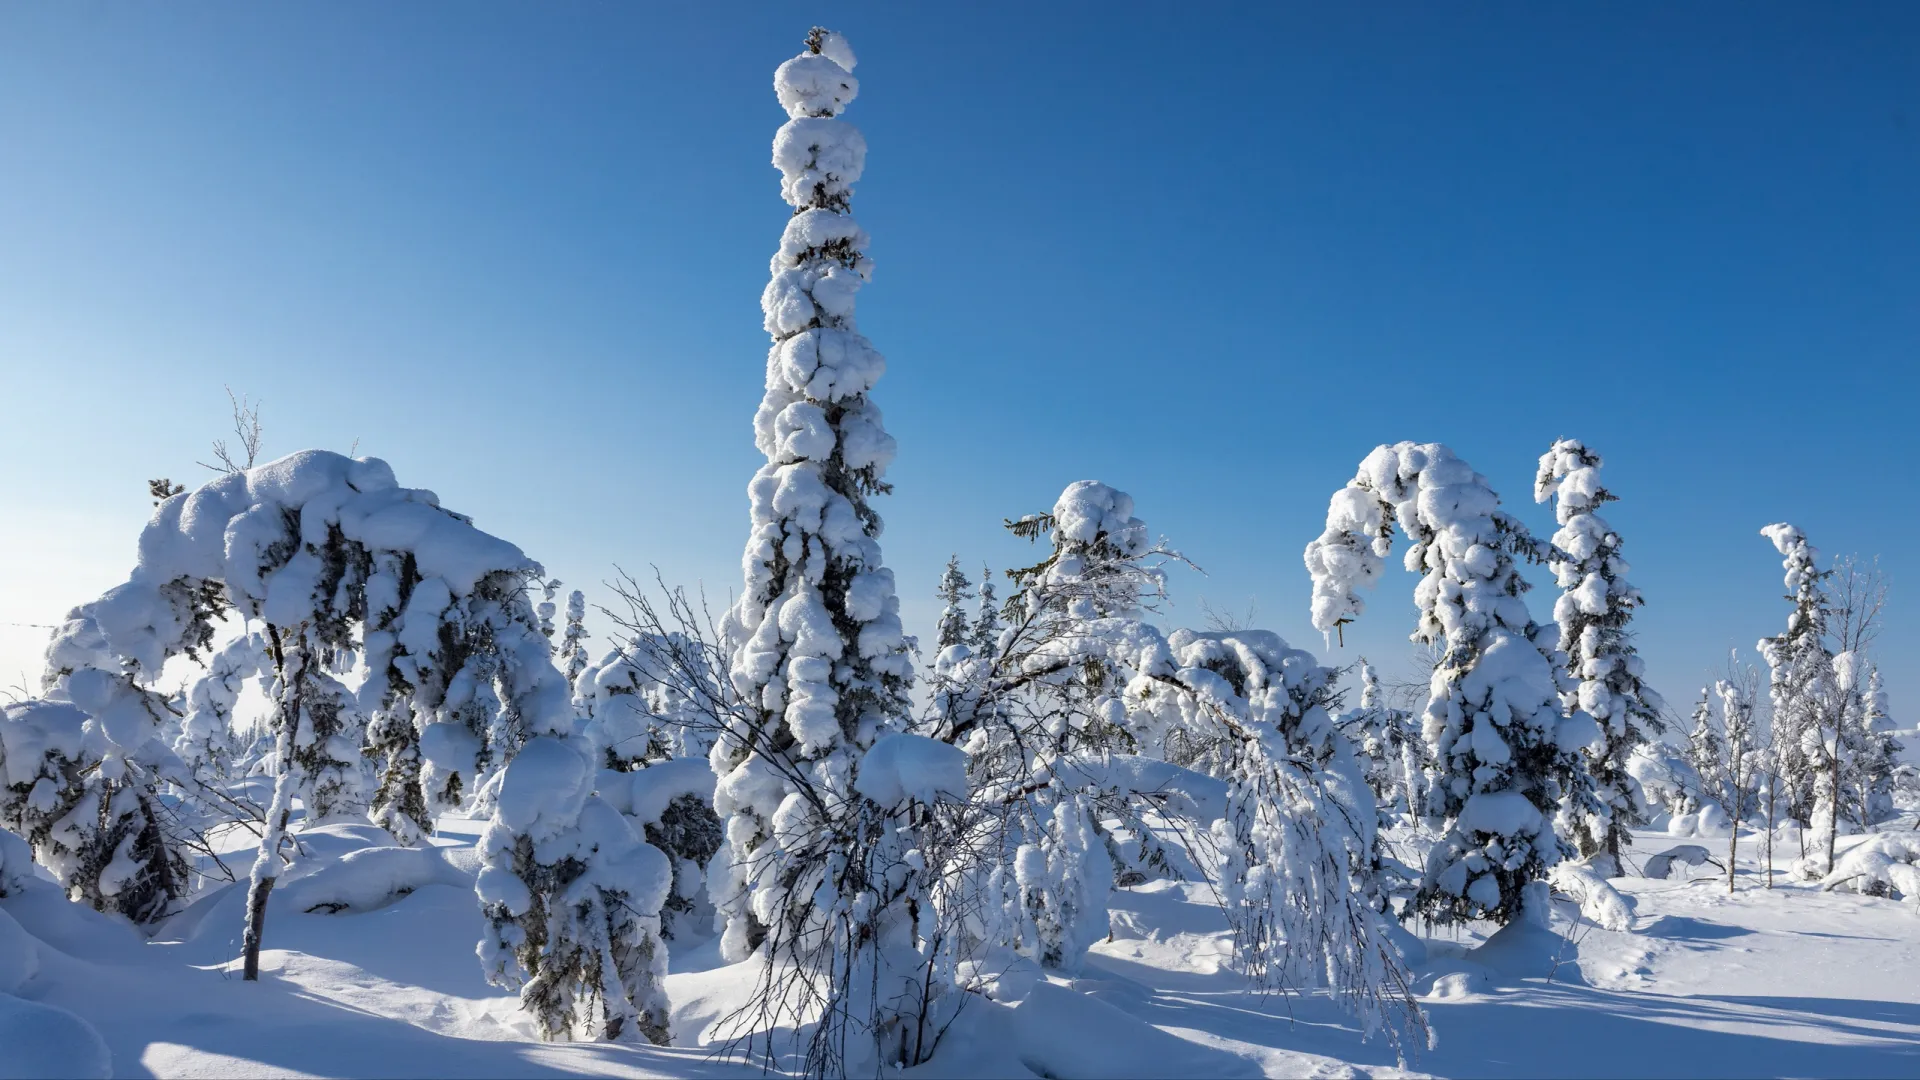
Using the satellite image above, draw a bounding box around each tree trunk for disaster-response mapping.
[1825,732,1842,875]
[1764,771,1777,888]
[241,874,275,980]
[1727,821,1739,894]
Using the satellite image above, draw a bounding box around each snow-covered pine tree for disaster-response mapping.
[1534,439,1664,873]
[1850,665,1901,827]
[1304,442,1597,924]
[1683,688,1721,815]
[934,556,974,653]
[558,589,592,686]
[1756,523,1841,875]
[174,630,267,791]
[708,29,948,1074]
[1336,658,1425,829]
[972,563,1001,656]
[477,675,674,1044]
[1711,672,1763,892]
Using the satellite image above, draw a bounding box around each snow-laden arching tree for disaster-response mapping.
[1304,442,1597,924]
[26,450,669,1038]
[1756,523,1840,874]
[1534,439,1664,872]
[927,482,1424,1049]
[708,29,952,1075]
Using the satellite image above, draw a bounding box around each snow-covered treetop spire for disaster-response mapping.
[1760,523,1829,642]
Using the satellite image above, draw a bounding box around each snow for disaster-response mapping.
[0,799,1917,1077]
[277,845,469,915]
[852,732,968,806]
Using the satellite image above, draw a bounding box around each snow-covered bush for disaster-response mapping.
[1304,442,1596,924]
[707,29,949,1075]
[1534,440,1664,870]
[478,733,673,1044]
[1821,833,1920,905]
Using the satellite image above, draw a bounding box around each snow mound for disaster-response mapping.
[1549,863,1635,931]
[1009,981,1261,1079]
[0,908,37,995]
[278,845,471,915]
[1823,834,1920,903]
[0,992,111,1079]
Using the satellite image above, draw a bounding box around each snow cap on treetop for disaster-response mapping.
[1053,481,1149,555]
[776,29,858,119]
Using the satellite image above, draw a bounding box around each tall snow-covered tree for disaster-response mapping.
[1756,523,1840,874]
[934,556,974,652]
[708,29,948,1075]
[558,589,592,686]
[972,563,1001,655]
[1534,439,1664,872]
[1304,442,1597,924]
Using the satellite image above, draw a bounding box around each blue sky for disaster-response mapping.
[1,4,1914,721]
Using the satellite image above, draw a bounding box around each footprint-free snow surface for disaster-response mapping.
[4,818,1917,1079]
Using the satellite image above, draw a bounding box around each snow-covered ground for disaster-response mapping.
[5,814,1917,1080]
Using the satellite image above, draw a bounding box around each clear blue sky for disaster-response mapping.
[1,4,1914,723]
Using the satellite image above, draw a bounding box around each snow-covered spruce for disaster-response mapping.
[478,731,674,1044]
[934,556,975,653]
[1848,664,1901,827]
[1336,658,1426,830]
[710,29,946,1074]
[1534,440,1664,871]
[1755,523,1838,875]
[1304,442,1597,924]
[0,697,169,921]
[174,630,267,790]
[558,589,591,687]
[971,562,1002,656]
[575,642,724,941]
[1682,688,1721,815]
